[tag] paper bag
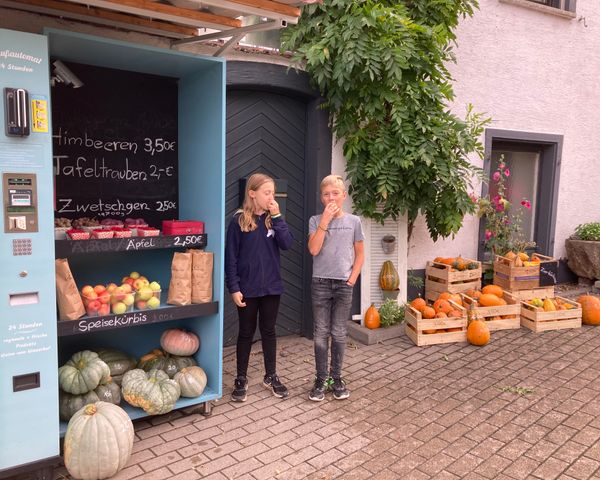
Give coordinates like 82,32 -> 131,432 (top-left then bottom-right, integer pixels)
167,252 -> 192,306
189,249 -> 213,303
55,258 -> 85,321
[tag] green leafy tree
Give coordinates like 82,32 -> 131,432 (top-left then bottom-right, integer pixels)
282,0 -> 488,241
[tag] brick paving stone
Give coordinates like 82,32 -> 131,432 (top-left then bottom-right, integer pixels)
416,451 -> 455,476
221,457 -> 263,479
524,438 -> 559,462
139,451 -> 183,473
168,453 -> 209,475
531,457 -> 570,479
150,436 -> 190,456
445,452 -> 483,477
478,454 -> 512,479
553,439 -> 589,462
361,451 -> 399,474
564,456 -> 600,480
169,470 -> 201,480
500,455 -> 541,480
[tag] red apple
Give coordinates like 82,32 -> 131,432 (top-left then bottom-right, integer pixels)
93,284 -> 106,295
135,300 -> 147,310
133,278 -> 150,291
99,303 -> 110,316
106,283 -> 118,293
123,277 -> 135,287
98,291 -> 111,304
120,283 -> 133,294
86,299 -> 102,315
111,286 -> 126,302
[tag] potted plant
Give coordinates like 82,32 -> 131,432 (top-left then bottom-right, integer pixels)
565,222 -> 600,281
378,299 -> 406,328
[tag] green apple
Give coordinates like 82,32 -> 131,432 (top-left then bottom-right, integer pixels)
112,301 -> 128,315
147,296 -> 160,309
137,286 -> 154,301
149,281 -> 161,292
129,271 -> 140,279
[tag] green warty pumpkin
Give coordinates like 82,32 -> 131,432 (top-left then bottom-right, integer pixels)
96,348 -> 137,377
121,368 -> 180,415
94,378 -> 121,405
137,349 -> 197,378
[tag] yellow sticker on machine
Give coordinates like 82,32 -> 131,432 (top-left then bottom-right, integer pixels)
31,98 -> 48,133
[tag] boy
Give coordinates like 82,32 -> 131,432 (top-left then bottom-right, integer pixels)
307,174 -> 364,401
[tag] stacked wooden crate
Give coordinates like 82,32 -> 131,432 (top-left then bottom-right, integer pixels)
405,300 -> 467,346
425,259 -> 482,302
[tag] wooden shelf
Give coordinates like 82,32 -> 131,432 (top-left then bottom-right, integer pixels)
57,302 -> 219,336
55,234 -> 207,256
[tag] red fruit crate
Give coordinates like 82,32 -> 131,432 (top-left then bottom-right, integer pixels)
404,300 -> 467,346
67,229 -> 90,240
137,227 -> 160,237
111,227 -> 133,238
91,228 -> 115,239
162,220 -> 204,235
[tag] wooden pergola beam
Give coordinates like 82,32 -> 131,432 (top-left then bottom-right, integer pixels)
0,0 -> 203,38
60,0 -> 242,29
193,0 -> 301,23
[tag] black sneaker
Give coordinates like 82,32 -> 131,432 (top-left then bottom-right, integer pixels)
332,378 -> 350,400
308,377 -> 327,402
231,376 -> 248,402
263,373 -> 289,398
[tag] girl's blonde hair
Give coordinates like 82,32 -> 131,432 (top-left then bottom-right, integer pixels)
320,174 -> 346,192
238,173 -> 275,232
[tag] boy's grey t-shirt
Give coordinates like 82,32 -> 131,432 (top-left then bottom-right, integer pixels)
309,213 -> 364,280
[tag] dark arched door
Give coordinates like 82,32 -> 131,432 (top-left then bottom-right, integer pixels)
224,89 -> 308,345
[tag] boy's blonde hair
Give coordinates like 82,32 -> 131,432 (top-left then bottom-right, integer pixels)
320,174 -> 345,192
237,173 -> 274,232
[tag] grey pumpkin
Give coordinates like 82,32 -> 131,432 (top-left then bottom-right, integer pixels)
58,350 -> 111,395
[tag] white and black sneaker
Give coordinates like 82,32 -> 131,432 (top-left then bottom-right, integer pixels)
308,377 -> 327,402
332,378 -> 350,400
231,376 -> 248,402
263,373 -> 289,398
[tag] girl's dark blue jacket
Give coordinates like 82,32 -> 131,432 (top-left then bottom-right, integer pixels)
225,212 -> 294,298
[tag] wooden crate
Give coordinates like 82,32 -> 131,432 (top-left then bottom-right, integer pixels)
493,254 -> 539,290
460,291 -> 521,331
507,286 -> 555,301
520,297 -> 582,333
425,260 -> 482,302
405,300 -> 467,346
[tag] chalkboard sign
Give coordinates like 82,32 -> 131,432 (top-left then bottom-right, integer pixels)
540,259 -> 559,286
52,62 -> 178,227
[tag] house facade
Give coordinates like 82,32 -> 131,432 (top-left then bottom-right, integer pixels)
1,0 -> 598,326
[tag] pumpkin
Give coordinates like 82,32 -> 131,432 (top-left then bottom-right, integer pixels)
410,297 -> 427,312
478,294 -> 503,307
122,368 -> 180,415
364,304 -> 380,329
433,299 -> 452,314
94,378 -> 121,405
577,295 -> 600,325
64,402 -> 134,480
174,366 -> 208,398
59,350 -> 111,395
421,306 -> 436,319
138,349 -> 197,378
96,348 -> 137,378
467,304 -> 490,346
160,328 -> 200,356
481,285 -> 503,298
59,390 -> 100,422
379,260 -> 399,290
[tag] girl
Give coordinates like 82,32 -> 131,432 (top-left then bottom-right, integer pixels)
225,173 -> 294,402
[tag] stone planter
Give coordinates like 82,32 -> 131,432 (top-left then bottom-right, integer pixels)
347,320 -> 405,345
565,239 -> 600,281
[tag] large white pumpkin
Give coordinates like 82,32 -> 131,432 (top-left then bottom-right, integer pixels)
64,402 -> 134,480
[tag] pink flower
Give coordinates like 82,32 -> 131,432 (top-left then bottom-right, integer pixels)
522,200 -> 531,209
485,230 -> 493,240
495,202 -> 505,212
493,171 -> 501,182
504,168 -> 510,177
499,162 -> 505,170
469,193 -> 478,203
493,195 -> 502,205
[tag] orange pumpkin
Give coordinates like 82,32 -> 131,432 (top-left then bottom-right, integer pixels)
481,284 -> 504,298
447,309 -> 462,318
364,304 -> 381,329
433,299 -> 452,314
478,293 -> 503,307
449,293 -> 463,306
437,292 -> 452,301
435,312 -> 448,318
421,306 -> 436,319
577,295 -> 600,325
410,297 -> 427,312
466,304 -> 490,346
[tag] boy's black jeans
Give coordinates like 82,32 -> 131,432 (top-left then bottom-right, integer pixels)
311,278 -> 353,380
236,295 -> 280,378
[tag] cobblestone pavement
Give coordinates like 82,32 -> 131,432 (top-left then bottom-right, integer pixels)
43,324 -> 600,479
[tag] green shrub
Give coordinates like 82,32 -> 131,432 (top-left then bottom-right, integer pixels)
378,300 -> 406,328
574,223 -> 600,241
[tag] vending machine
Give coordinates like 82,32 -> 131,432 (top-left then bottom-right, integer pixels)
0,28 -> 59,477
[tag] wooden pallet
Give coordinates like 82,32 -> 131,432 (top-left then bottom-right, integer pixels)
520,296 -> 582,332
425,260 -> 482,302
404,300 -> 467,346
460,291 -> 522,331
